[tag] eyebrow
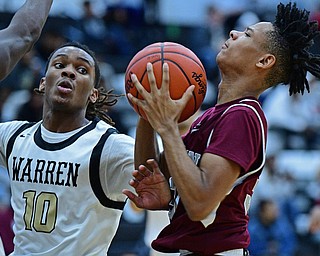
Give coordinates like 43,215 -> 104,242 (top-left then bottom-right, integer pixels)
246,27 -> 254,33
54,53 -> 94,66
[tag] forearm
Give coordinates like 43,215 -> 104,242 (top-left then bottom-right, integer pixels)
134,118 -> 160,169
0,0 -> 53,80
160,124 -> 239,221
160,127 -> 205,210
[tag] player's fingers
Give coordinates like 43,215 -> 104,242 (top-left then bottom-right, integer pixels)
128,178 -> 140,188
127,92 -> 147,111
180,84 -> 195,105
130,73 -> 146,94
122,189 -> 143,208
129,73 -> 151,103
132,171 -> 145,181
132,167 -> 151,181
122,189 -> 136,199
138,165 -> 152,177
146,159 -> 162,175
173,84 -> 196,118
160,63 -> 170,97
146,62 -> 158,93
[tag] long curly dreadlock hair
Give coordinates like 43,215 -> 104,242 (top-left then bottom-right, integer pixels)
265,2 -> 320,95
36,41 -> 121,125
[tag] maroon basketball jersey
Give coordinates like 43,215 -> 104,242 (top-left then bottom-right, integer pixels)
152,97 -> 268,255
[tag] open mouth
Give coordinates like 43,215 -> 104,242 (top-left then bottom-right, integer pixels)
57,80 -> 73,93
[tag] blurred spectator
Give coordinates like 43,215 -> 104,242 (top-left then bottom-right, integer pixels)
211,0 -> 250,15
262,78 -> 320,150
0,49 -> 43,91
103,6 -> 137,56
79,0 -> 109,52
1,90 -> 30,122
205,6 -> 226,52
0,87 -> 11,121
295,202 -> 320,256
249,199 -> 297,256
36,29 -> 67,65
306,167 -> 320,206
82,0 -> 108,40
16,87 -> 43,122
310,2 -> 320,25
235,11 -> 260,31
251,154 -> 298,225
200,5 -> 225,85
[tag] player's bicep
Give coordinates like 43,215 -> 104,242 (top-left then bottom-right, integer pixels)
200,153 -> 241,201
0,29 -> 32,80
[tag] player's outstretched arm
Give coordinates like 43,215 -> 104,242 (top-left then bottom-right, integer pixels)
0,0 -> 53,81
123,159 -> 172,210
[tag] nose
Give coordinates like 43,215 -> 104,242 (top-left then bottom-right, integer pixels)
61,68 -> 76,80
229,30 -> 239,40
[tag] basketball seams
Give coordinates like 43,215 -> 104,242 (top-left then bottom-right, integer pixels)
126,51 -> 205,72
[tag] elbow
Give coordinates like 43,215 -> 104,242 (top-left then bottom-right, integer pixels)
24,25 -> 43,48
15,22 -> 44,51
185,204 -> 216,222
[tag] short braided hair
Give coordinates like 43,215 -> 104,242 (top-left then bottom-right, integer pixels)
37,41 -> 121,125
266,2 -> 320,95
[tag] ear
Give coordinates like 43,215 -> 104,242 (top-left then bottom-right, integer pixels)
256,54 -> 276,69
89,88 -> 99,103
38,77 -> 46,93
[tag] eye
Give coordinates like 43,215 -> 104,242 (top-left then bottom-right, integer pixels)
77,67 -> 88,75
245,32 -> 251,37
54,62 -> 64,69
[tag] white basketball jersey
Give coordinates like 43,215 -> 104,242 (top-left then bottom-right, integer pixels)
0,119 -> 134,256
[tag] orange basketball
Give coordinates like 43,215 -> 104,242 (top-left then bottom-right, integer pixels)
124,42 -> 207,123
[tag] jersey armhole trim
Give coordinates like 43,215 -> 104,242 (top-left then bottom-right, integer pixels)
221,102 -> 266,189
89,127 -> 126,210
6,122 -> 36,168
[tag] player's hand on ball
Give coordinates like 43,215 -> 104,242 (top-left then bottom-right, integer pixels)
122,159 -> 172,210
125,42 -> 207,123
127,62 -> 195,134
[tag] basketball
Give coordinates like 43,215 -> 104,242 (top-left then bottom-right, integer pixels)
124,42 -> 207,123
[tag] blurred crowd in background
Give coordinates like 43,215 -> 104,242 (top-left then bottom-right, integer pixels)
0,0 -> 320,255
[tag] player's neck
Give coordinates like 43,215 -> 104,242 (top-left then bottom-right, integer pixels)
216,79 -> 261,105
42,111 -> 89,133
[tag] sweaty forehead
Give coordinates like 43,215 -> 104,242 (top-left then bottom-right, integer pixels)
51,46 -> 95,65
251,22 -> 274,33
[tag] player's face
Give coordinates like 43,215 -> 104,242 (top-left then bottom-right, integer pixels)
40,46 -> 97,113
216,22 -> 274,72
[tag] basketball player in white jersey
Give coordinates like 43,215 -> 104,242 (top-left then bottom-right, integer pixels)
0,41 -> 135,255
0,0 -> 52,254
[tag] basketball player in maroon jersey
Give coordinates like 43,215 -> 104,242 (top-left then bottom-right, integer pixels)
123,2 -> 320,256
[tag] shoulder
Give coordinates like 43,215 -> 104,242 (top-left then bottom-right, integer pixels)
223,98 -> 264,115
96,120 -> 134,150
0,120 -> 32,139
0,120 -> 30,130
221,98 -> 267,126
